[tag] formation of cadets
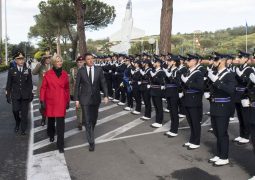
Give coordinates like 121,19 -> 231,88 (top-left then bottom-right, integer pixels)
94,50 -> 255,168
5,48 -> 255,177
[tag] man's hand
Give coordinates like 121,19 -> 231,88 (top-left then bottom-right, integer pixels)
75,101 -> 80,108
6,95 -> 11,104
103,97 -> 109,104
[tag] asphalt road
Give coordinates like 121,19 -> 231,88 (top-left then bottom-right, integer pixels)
1,66 -> 255,180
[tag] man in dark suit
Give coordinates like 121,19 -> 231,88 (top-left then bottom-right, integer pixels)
74,53 -> 108,151
6,51 -> 33,135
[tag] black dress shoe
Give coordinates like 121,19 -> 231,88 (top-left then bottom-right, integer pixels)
89,143 -> 95,152
50,137 -> 55,142
59,148 -> 64,153
21,131 -> 26,136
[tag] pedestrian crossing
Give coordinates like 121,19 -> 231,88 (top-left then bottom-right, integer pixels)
30,93 -> 228,156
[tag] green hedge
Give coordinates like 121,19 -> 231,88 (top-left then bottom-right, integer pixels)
0,64 -> 9,72
62,61 -> 76,73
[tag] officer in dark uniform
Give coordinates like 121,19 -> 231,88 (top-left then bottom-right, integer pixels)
150,58 -> 166,128
178,55 -> 188,118
207,54 -> 236,166
233,51 -> 254,144
163,55 -> 181,137
123,56 -> 134,110
130,60 -> 143,114
113,55 -> 127,104
5,51 -> 33,135
181,54 -> 204,150
139,60 -> 153,120
102,55 -> 114,99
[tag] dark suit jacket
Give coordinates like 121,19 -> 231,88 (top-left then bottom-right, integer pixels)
74,66 -> 108,105
6,66 -> 33,100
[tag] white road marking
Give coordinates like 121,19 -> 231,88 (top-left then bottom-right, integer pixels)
26,101 -> 34,180
33,110 -> 130,150
65,117 -> 240,152
28,151 -> 71,180
96,118 -> 144,141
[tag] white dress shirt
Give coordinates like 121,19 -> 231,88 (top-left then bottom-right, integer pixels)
86,65 -> 94,83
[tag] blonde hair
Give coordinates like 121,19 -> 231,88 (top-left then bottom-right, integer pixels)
51,53 -> 63,66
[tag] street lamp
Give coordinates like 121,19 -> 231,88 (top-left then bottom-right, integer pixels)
69,48 -> 73,60
63,50 -> 67,60
148,38 -> 155,54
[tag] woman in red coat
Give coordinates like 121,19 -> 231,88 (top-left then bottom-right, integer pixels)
40,54 -> 70,153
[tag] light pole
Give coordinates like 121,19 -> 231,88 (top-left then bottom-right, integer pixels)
69,48 -> 73,61
148,38 -> 155,54
63,50 -> 67,60
4,0 -> 7,65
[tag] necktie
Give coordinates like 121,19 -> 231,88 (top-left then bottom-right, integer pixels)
89,67 -> 92,83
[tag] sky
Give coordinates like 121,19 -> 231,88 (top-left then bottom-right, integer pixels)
1,0 -> 255,45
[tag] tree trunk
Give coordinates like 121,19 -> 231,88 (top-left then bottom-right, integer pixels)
159,0 -> 173,54
56,34 -> 61,55
72,0 -> 87,55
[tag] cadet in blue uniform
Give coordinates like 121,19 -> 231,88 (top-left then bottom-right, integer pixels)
5,51 -> 33,135
150,58 -> 166,128
181,54 -> 204,150
164,55 -> 181,137
207,54 -> 236,166
140,60 -> 152,120
233,51 -> 254,144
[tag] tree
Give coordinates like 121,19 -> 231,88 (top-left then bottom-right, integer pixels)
72,0 -> 87,55
29,0 -> 115,58
159,0 -> 173,54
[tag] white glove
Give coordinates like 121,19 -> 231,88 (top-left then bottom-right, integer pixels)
140,69 -> 145,76
131,70 -> 135,75
129,81 -> 132,84
138,81 -> 141,85
208,71 -> 218,82
179,92 -> 184,98
150,71 -> 156,77
204,77 -> 207,81
109,70 -> 112,73
181,75 -> 188,83
236,68 -> 243,77
120,82 -> 124,87
147,85 -> 151,89
241,99 -> 250,107
161,86 -> 165,90
115,72 -> 118,75
204,92 -> 210,99
249,73 -> 255,84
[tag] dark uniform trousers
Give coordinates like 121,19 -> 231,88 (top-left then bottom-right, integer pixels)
141,89 -> 151,118
185,106 -> 202,145
249,106 -> 255,154
132,86 -> 141,112
82,105 -> 100,144
105,74 -> 113,98
178,97 -> 186,115
211,115 -> 230,159
167,96 -> 179,133
12,99 -> 30,132
47,117 -> 65,149
152,95 -> 163,124
235,103 -> 250,139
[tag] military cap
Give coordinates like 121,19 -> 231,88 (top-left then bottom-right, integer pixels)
186,54 -> 199,61
76,56 -> 84,62
237,50 -> 250,58
14,51 -> 25,59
